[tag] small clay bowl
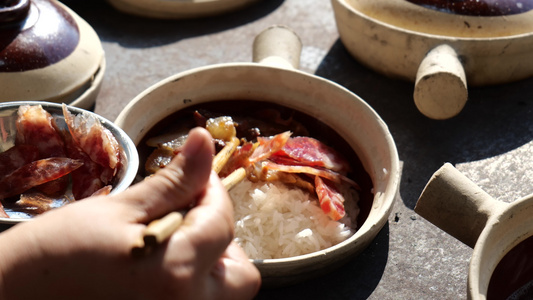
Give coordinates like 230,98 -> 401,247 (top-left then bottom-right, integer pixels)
0,0 -> 105,109
0,101 -> 139,224
115,25 -> 400,287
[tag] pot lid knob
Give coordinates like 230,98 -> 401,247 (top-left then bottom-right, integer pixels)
0,0 -> 30,23
0,0 -> 80,73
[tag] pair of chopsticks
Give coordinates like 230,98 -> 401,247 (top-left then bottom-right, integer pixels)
131,137 -> 246,258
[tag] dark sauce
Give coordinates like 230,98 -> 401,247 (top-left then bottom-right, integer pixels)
487,235 -> 533,299
138,100 -> 374,229
406,0 -> 533,16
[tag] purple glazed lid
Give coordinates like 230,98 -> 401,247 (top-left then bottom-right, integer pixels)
0,0 -> 105,109
0,0 -> 79,72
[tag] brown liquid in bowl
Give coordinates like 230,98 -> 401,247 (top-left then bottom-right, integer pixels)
406,0 -> 533,16
487,235 -> 533,299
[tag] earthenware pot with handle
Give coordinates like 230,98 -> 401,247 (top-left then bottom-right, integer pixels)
332,0 -> 533,119
115,25 -> 400,287
416,163 -> 533,299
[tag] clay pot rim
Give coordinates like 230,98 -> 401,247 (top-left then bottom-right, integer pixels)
469,193 -> 533,298
115,60 -> 400,286
334,0 -> 533,42
105,0 -> 263,19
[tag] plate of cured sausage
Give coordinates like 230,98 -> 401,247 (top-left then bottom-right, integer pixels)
0,101 -> 138,224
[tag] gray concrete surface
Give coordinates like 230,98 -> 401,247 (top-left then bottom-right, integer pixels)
50,0 -> 533,298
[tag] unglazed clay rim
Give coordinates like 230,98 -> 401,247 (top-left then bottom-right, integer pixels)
339,0 -> 533,38
468,194 -> 533,299
68,55 -> 106,110
0,1 -> 105,108
106,0 -> 262,19
0,101 -> 139,225
332,0 -> 533,85
115,62 -> 400,285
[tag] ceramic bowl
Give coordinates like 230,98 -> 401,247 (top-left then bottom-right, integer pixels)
331,0 -> 533,119
0,0 -> 105,109
416,163 -> 533,299
115,26 -> 400,287
0,101 -> 139,224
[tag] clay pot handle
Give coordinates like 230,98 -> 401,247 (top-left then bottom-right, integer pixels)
413,45 -> 468,120
252,25 -> 302,70
415,163 -> 507,248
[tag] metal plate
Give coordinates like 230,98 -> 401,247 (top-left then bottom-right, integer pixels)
0,101 -> 138,224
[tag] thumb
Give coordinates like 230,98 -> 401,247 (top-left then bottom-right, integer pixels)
120,127 -> 215,222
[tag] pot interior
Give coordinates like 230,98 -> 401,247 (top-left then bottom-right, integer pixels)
116,63 -> 399,285
472,194 -> 533,299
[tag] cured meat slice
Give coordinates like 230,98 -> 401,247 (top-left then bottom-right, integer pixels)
315,176 -> 346,221
272,136 -> 350,172
91,186 -> 112,196
219,141 -> 256,177
0,158 -> 83,200
145,148 -> 175,175
11,192 -> 72,215
15,105 -> 70,196
63,132 -> 110,200
0,202 -> 8,218
15,105 -> 66,158
247,163 -> 315,193
62,104 -> 120,170
248,131 -> 291,163
0,144 -> 39,178
260,161 -> 357,185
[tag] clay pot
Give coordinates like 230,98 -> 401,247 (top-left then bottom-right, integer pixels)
331,0 -> 533,120
416,163 -> 533,299
0,0 -> 105,109
115,25 -> 400,287
106,0 -> 262,19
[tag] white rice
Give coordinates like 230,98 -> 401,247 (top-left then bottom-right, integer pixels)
229,179 -> 360,259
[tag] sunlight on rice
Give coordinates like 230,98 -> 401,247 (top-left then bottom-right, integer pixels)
230,179 -> 360,259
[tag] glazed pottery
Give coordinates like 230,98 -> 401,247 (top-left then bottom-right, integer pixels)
0,0 -> 105,109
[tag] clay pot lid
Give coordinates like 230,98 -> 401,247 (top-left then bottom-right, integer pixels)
0,0 -> 105,109
106,0 -> 262,19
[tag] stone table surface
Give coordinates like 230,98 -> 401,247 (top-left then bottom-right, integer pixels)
59,0 -> 533,298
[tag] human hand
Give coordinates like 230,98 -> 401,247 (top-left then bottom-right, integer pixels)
0,127 -> 261,300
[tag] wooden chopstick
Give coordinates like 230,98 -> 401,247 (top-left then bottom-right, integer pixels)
131,135 -> 246,258
131,212 -> 184,258
221,167 -> 246,190
212,136 -> 239,174
131,169 -> 246,258
143,211 -> 184,247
